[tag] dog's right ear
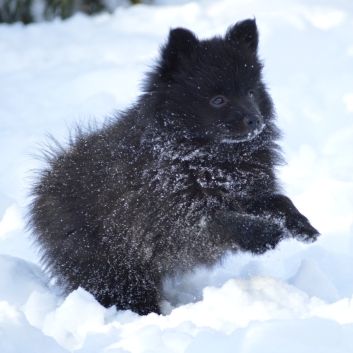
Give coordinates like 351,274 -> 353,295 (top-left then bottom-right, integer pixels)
226,19 -> 259,54
160,28 -> 199,72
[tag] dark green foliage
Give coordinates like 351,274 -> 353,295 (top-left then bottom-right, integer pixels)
0,0 -> 33,24
76,0 -> 104,15
44,0 -> 105,20
0,0 -> 148,24
44,0 -> 74,20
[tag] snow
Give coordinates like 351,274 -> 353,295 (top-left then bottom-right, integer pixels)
0,0 -> 353,351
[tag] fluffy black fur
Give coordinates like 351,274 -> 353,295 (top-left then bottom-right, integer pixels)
27,19 -> 320,315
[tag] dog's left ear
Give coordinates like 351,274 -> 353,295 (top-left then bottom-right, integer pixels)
226,19 -> 259,54
160,27 -> 199,71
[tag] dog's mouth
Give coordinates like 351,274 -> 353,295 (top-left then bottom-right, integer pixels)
221,124 -> 264,144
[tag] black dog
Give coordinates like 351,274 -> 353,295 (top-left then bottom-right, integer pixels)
27,19 -> 319,315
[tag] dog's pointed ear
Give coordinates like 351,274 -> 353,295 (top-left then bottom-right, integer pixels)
160,27 -> 199,70
226,19 -> 259,54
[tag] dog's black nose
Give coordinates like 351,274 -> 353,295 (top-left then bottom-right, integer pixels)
244,115 -> 261,129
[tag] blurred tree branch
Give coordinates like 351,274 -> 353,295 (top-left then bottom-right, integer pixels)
0,0 -> 150,23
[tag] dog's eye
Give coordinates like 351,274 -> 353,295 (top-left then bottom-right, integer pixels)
247,91 -> 255,100
211,96 -> 226,107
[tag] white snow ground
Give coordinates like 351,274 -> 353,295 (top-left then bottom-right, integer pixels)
1,0 -> 353,352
